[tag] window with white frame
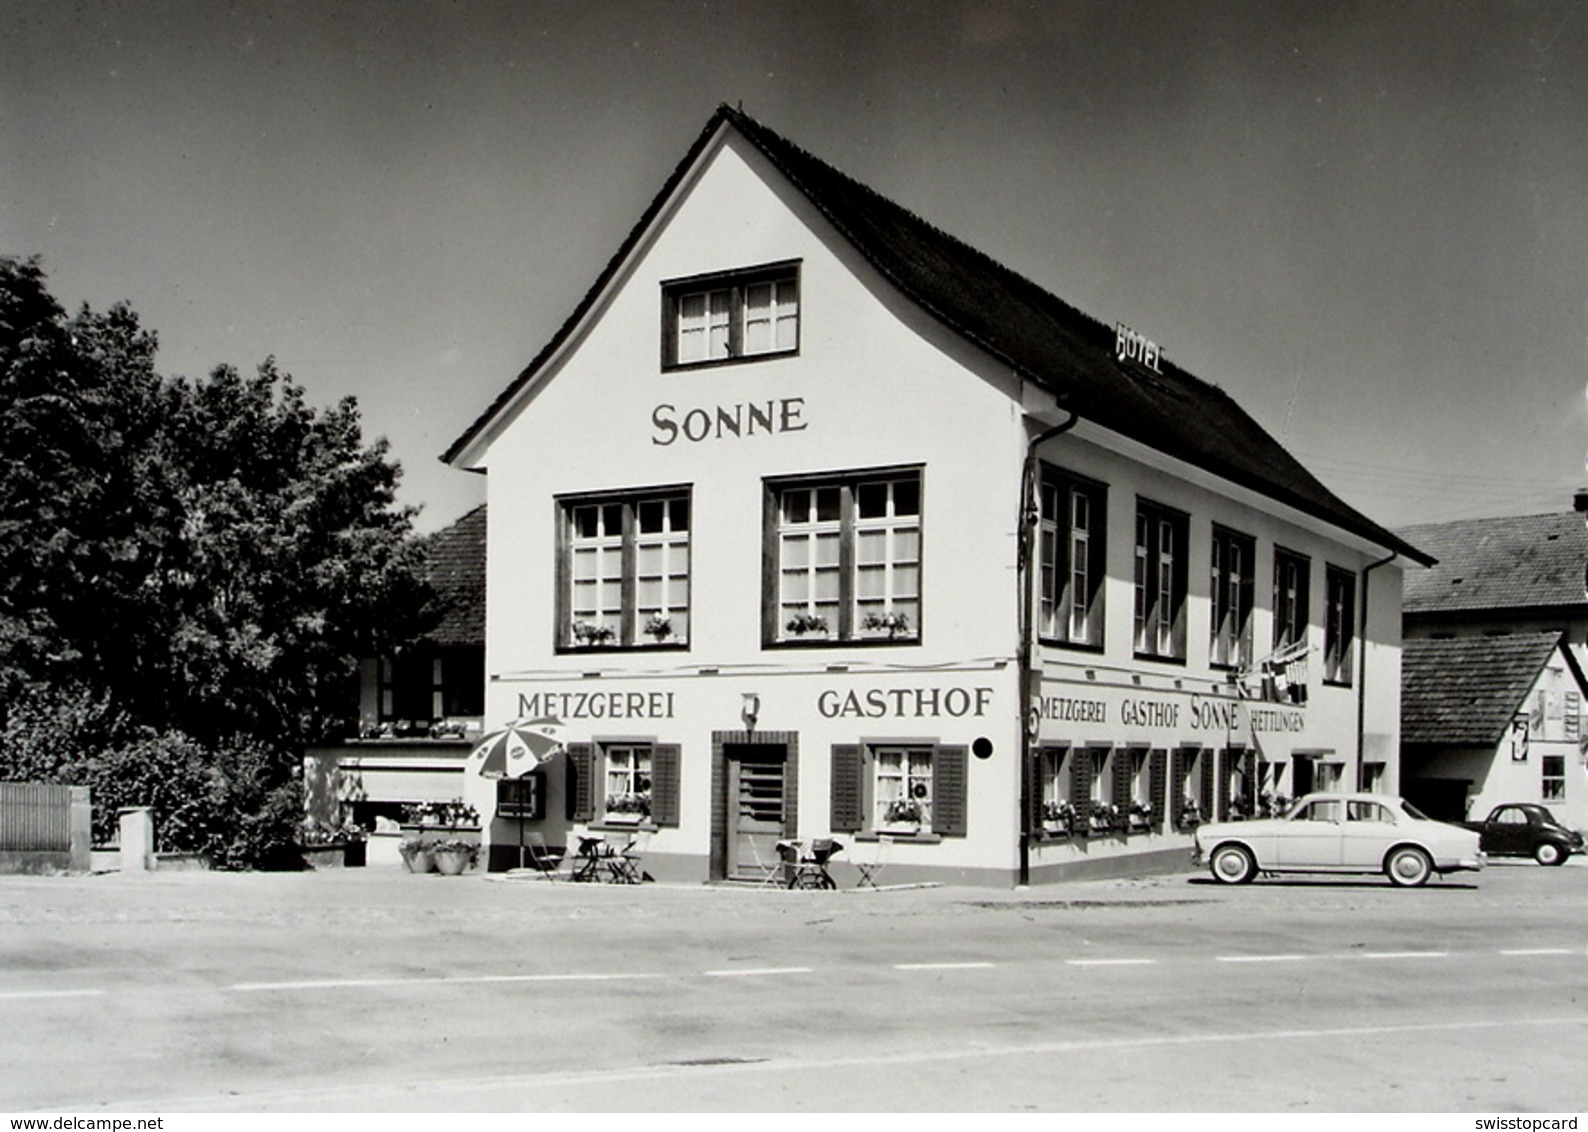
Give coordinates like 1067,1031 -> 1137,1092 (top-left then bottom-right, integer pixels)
603,743 -> 654,822
1039,468 -> 1106,648
1272,547 -> 1310,652
1134,500 -> 1187,660
1324,566 -> 1356,684
1541,754 -> 1565,801
663,262 -> 799,367
1039,747 -> 1075,831
770,469 -> 921,643
562,491 -> 690,648
1210,526 -> 1255,669
875,744 -> 932,827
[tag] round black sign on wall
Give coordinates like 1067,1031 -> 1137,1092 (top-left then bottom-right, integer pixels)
972,736 -> 994,760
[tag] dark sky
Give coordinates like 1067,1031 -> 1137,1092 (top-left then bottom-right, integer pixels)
4,0 -> 1586,533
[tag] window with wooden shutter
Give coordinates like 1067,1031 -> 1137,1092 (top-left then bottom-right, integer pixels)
1070,745 -> 1094,825
1112,747 -> 1135,814
650,744 -> 681,827
931,745 -> 968,838
830,744 -> 864,832
1199,750 -> 1216,817
1148,749 -> 1167,829
568,742 -> 595,822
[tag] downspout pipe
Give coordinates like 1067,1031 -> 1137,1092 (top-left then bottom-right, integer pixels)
1017,410 -> 1079,887
1356,550 -> 1398,788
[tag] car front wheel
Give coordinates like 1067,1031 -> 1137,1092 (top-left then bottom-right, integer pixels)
1534,841 -> 1567,867
1385,846 -> 1433,887
1209,843 -> 1257,885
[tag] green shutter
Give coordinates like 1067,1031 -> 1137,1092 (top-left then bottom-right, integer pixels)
830,745 -> 864,832
650,744 -> 681,828
1148,749 -> 1167,831
932,745 -> 969,837
569,742 -> 595,822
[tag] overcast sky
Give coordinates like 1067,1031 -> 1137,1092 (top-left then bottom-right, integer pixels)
4,1 -> 1586,535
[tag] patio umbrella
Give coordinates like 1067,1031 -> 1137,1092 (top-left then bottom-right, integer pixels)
468,716 -> 565,779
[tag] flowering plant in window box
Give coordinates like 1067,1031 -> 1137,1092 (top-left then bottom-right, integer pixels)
572,621 -> 616,646
1258,792 -> 1291,818
1228,797 -> 1253,821
861,611 -> 912,639
1088,803 -> 1119,833
884,799 -> 924,828
1128,801 -> 1155,832
1041,799 -> 1077,835
784,613 -> 829,637
605,793 -> 652,822
1179,795 -> 1202,829
643,616 -> 674,642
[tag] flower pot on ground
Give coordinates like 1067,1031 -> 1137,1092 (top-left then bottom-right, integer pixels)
399,839 -> 435,874
430,839 -> 479,876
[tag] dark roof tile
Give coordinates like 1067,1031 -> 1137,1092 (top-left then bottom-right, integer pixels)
1398,512 -> 1587,614
1401,632 -> 1561,745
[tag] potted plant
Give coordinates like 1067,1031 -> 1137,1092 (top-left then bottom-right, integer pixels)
1041,799 -> 1077,837
1179,794 -> 1202,830
297,818 -> 366,870
399,836 -> 435,873
883,798 -> 924,833
861,611 -> 911,639
1128,800 -> 1155,833
430,839 -> 479,876
605,793 -> 652,824
643,615 -> 674,642
1088,802 -> 1119,835
571,620 -> 616,647
784,613 -> 829,638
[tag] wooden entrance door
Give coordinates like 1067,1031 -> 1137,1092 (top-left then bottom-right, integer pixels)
726,744 -> 786,881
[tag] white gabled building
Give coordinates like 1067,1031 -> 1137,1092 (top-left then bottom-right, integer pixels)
442,106 -> 1430,885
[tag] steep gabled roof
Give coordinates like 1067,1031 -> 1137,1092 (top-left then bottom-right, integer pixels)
445,105 -> 1429,565
420,504 -> 485,648
1397,511 -> 1587,615
1401,631 -> 1563,746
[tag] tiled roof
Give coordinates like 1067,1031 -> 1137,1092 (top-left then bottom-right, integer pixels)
421,504 -> 485,647
1397,512 -> 1588,615
1401,632 -> 1561,745
444,105 -> 1428,565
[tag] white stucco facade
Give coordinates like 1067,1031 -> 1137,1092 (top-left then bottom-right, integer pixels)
448,119 -> 1412,885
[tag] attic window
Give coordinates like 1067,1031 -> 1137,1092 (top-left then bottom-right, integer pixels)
663,262 -> 800,368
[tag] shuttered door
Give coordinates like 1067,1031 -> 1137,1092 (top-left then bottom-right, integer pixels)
932,745 -> 968,837
830,745 -> 863,833
650,744 -> 681,828
568,743 -> 596,822
1148,750 -> 1167,831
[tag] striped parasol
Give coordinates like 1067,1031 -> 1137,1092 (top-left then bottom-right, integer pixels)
467,716 -> 566,779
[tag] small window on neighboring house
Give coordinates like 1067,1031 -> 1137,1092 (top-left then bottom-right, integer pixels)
769,469 -> 921,644
1324,566 -> 1356,684
1038,468 -> 1107,648
828,742 -> 968,837
1541,755 -> 1565,801
663,263 -> 800,368
561,490 -> 690,649
1134,500 -> 1188,661
1210,526 -> 1255,670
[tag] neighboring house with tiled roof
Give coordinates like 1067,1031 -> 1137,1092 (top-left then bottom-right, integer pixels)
304,507 -> 488,852
1400,632 -> 1587,829
1398,509 -> 1588,644
440,105 -> 1424,883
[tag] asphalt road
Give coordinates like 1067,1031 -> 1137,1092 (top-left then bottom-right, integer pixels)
2,859 -> 1585,1113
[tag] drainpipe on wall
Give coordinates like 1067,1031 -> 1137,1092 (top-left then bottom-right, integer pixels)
1356,550 -> 1398,788
1017,410 -> 1079,887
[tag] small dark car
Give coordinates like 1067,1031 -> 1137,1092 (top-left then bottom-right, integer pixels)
1459,803 -> 1585,866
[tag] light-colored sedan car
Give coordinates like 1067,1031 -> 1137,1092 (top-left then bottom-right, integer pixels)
1193,793 -> 1485,887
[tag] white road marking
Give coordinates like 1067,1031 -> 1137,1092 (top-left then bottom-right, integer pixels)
1353,951 -> 1449,960
894,961 -> 996,970
1065,958 -> 1155,967
1216,954 -> 1308,963
231,972 -> 659,992
702,966 -> 812,977
0,988 -> 106,1001
1498,948 -> 1574,956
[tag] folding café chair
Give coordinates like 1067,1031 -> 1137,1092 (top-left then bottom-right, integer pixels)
513,831 -> 564,881
609,829 -> 650,884
745,834 -> 785,887
854,834 -> 894,889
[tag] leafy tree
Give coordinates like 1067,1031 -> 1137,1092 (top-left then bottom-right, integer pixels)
0,256 -> 434,865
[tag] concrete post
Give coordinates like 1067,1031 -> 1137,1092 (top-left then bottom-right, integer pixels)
69,786 -> 92,873
118,807 -> 154,872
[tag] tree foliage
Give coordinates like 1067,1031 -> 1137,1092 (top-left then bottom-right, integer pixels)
0,256 -> 433,864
